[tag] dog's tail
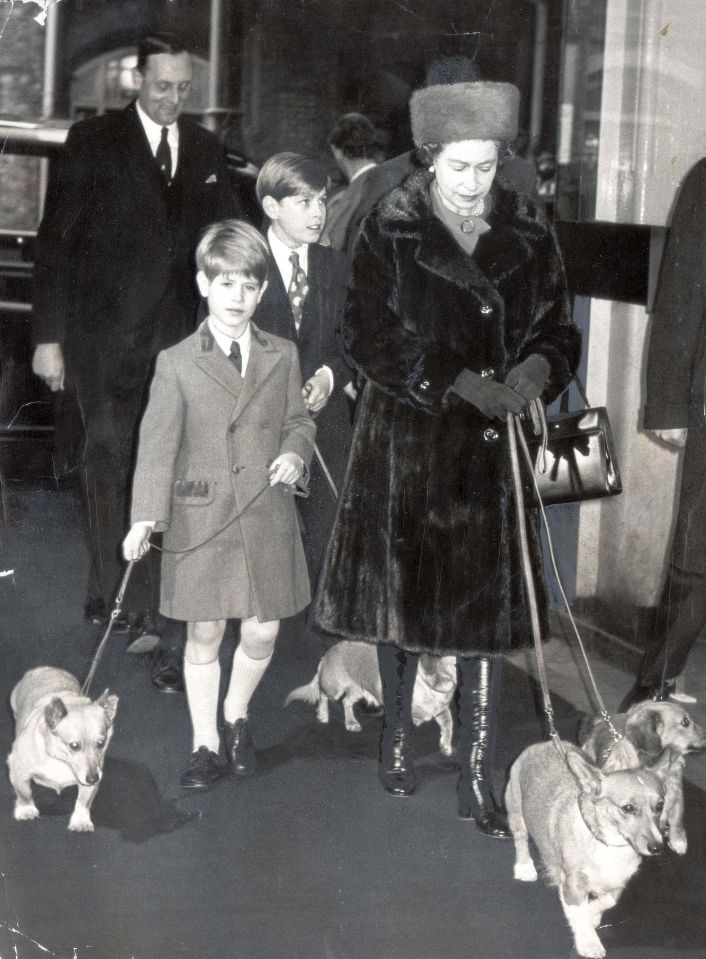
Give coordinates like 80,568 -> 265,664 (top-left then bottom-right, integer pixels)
285,662 -> 322,707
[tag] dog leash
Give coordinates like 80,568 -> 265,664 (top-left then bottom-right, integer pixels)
82,561 -> 135,695
507,411 -> 623,762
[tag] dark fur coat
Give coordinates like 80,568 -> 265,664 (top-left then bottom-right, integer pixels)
314,170 -> 581,657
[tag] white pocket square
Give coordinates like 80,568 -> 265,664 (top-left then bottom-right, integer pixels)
205,174 -> 217,184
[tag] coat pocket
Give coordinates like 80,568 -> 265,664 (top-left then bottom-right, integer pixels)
172,479 -> 217,506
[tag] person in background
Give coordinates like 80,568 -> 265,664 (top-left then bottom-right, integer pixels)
123,220 -> 315,790
315,56 -> 580,837
325,113 -> 383,255
31,33 -> 237,693
254,153 -> 352,622
620,156 -> 706,709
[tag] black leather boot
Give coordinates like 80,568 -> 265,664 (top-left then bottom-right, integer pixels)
457,655 -> 511,839
377,645 -> 419,797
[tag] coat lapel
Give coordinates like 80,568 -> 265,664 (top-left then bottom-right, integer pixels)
230,324 -> 283,420
193,323 -> 244,399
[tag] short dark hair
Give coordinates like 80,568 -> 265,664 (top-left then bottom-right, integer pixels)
329,113 -> 381,160
196,219 -> 269,284
136,33 -> 188,73
255,152 -> 328,204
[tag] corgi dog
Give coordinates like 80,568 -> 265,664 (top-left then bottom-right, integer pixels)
505,740 -> 675,959
7,667 -> 118,832
285,641 -> 457,755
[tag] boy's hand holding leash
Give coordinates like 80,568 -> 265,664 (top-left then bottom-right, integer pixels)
268,453 -> 304,488
302,372 -> 331,413
122,522 -> 154,561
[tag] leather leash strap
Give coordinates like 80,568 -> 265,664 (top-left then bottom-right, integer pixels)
506,412 -> 622,760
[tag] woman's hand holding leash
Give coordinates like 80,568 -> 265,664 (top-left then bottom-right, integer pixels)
122,522 -> 153,561
504,354 -> 551,402
451,368 -> 525,421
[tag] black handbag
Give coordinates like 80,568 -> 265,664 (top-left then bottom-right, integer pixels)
524,381 -> 623,506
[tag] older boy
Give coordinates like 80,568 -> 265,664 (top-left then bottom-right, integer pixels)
255,153 -> 352,603
123,220 -> 315,790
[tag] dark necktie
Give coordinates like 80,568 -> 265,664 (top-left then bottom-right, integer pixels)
229,340 -> 242,374
156,126 -> 172,183
287,251 -> 309,332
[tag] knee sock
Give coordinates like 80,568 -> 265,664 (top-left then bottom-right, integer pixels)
184,657 -> 221,753
223,645 -> 273,723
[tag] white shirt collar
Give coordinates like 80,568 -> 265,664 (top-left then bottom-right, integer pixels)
207,317 -> 252,376
349,161 -> 377,183
135,100 -> 180,173
268,226 -> 309,285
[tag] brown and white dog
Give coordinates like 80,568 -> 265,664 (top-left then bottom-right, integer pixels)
506,740 -> 676,959
580,700 -> 706,855
7,667 -> 118,832
285,640 -> 457,754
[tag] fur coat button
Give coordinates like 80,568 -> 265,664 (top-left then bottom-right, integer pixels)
483,427 -> 499,442
480,304 -> 493,314
481,367 -> 495,378
419,380 -> 430,390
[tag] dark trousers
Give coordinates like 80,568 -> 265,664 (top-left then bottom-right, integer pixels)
79,388 -> 158,617
639,563 -> 706,687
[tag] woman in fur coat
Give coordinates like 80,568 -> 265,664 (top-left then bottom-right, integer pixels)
315,59 -> 581,837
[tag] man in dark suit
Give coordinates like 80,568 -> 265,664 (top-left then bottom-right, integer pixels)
253,153 -> 352,602
621,156 -> 706,708
31,34 -> 237,690
325,113 -> 382,255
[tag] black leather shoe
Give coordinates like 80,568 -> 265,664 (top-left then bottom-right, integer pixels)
150,647 -> 184,693
223,719 -> 257,777
378,725 -> 416,797
180,747 -> 224,790
84,598 -> 132,634
126,612 -> 164,654
458,800 -> 511,839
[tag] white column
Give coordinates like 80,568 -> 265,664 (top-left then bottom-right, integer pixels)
576,0 -> 706,608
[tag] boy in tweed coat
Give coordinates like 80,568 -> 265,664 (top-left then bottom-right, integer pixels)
123,220 -> 315,790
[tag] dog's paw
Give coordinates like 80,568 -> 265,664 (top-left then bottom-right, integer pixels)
574,932 -> 605,958
14,802 -> 40,822
68,810 -> 94,832
669,833 -> 687,855
344,719 -> 362,733
513,861 -> 538,882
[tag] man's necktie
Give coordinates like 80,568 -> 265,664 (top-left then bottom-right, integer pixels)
156,126 -> 172,183
229,340 -> 242,374
287,251 -> 309,332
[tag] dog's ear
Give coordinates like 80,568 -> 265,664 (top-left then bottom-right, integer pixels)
96,689 -> 119,722
565,748 -> 604,797
649,745 -> 683,781
628,708 -> 663,756
44,697 -> 68,730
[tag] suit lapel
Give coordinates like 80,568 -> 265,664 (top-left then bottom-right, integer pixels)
119,103 -> 169,212
193,323 -> 244,399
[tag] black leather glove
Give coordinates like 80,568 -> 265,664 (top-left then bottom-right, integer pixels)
504,354 -> 551,402
449,368 -> 526,421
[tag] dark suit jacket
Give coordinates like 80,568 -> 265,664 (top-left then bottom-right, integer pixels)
32,102 -> 237,403
256,243 -> 352,485
644,157 -> 706,572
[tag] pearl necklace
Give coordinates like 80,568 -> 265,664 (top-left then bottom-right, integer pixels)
433,181 -> 486,233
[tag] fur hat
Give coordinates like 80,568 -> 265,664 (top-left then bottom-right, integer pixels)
410,56 -> 519,147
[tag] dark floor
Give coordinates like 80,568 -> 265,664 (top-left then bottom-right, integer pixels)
0,482 -> 705,959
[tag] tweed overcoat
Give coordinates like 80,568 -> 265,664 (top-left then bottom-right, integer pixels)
130,322 -> 315,623
315,170 -> 581,657
644,156 -> 706,574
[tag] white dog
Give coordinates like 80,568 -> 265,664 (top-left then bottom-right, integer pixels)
286,641 -> 457,755
7,667 -> 118,832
